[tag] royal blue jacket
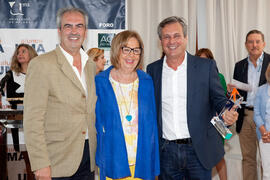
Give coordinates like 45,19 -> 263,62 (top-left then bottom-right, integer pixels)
95,66 -> 160,180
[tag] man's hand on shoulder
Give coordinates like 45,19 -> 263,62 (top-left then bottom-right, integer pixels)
34,166 -> 51,180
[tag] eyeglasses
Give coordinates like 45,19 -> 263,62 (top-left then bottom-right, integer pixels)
121,47 -> 142,55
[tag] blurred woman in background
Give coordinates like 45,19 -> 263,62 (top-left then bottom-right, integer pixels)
195,48 -> 227,95
87,48 -> 106,74
0,43 -> 37,180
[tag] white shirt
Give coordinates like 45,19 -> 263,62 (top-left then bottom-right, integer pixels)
59,45 -> 89,97
247,52 -> 264,107
162,52 -> 190,140
109,75 -> 139,165
59,45 -> 89,139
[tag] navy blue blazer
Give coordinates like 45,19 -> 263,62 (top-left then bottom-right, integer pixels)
146,52 -> 227,169
233,52 -> 270,133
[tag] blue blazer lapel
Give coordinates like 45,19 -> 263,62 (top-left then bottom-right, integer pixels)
155,61 -> 163,110
187,53 -> 197,121
150,59 -> 163,137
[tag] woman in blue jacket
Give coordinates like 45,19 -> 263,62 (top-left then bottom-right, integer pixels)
95,30 -> 160,180
254,64 -> 270,180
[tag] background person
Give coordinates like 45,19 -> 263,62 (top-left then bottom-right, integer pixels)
195,48 -> 227,95
0,43 -> 37,180
254,64 -> 270,180
147,16 -> 238,180
87,48 -> 106,74
0,44 -> 38,107
227,29 -> 270,180
95,30 -> 160,180
195,48 -> 228,180
23,7 -> 97,180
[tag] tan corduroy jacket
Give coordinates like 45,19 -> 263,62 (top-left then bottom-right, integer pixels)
23,46 -> 97,177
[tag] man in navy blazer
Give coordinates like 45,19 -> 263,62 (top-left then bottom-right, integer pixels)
147,16 -> 239,180
227,30 -> 270,180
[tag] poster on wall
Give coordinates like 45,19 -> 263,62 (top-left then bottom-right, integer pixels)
0,0 -> 126,106
0,0 -> 126,179
0,0 -> 126,79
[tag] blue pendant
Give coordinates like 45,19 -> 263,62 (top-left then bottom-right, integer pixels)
126,115 -> 132,121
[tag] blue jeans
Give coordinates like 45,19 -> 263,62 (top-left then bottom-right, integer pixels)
159,139 -> 211,180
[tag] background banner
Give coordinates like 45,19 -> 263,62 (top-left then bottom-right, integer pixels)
0,1 -> 126,179
0,0 -> 126,104
0,0 -> 125,29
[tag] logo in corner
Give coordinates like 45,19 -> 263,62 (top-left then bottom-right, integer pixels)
9,1 -> 24,16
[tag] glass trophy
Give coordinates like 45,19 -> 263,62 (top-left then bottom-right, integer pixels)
211,88 -> 243,140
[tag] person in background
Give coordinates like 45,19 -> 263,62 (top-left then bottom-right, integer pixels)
227,30 -> 270,180
195,48 -> 227,180
23,7 -> 97,180
254,64 -> 270,180
0,44 -> 38,107
87,48 -> 106,74
95,30 -> 160,180
195,48 -> 227,95
0,43 -> 37,180
147,16 -> 238,180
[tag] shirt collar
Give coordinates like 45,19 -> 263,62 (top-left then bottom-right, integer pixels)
59,45 -> 89,69
163,51 -> 187,71
248,52 -> 264,66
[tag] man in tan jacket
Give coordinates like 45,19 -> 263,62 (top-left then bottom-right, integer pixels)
23,7 -> 96,180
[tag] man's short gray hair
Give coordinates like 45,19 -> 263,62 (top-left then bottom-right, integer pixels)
56,7 -> 88,29
157,16 -> 187,40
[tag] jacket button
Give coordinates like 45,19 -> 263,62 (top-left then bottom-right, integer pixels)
82,131 -> 86,134
82,94 -> 86,98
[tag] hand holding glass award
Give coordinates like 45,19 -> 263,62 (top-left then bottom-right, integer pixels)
211,88 -> 243,140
